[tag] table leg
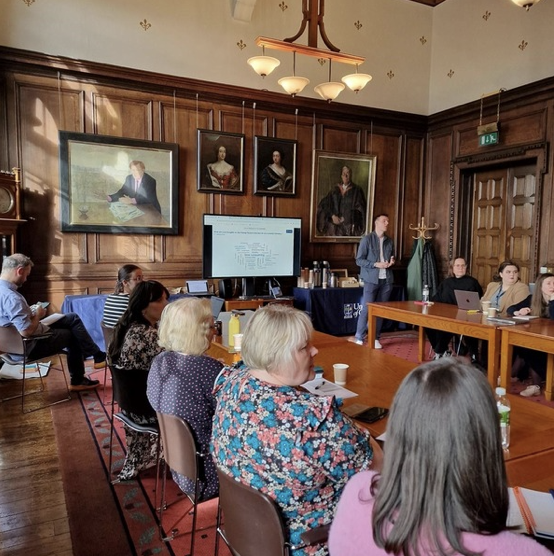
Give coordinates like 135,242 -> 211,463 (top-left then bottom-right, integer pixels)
499,330 -> 512,391
418,326 -> 425,362
546,353 -> 554,401
488,329 -> 501,389
367,304 -> 375,351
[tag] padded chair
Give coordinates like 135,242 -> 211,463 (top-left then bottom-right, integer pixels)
215,467 -> 329,556
0,325 -> 71,413
156,412 -> 216,555
100,321 -> 114,405
108,365 -> 159,480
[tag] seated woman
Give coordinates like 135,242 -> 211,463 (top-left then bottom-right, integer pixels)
147,297 -> 223,500
329,359 -> 551,556
507,272 -> 554,397
481,260 -> 529,316
108,280 -> 169,481
102,264 -> 143,327
211,304 -> 375,554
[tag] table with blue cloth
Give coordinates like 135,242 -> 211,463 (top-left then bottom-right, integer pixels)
293,285 -> 406,336
61,293 -> 188,351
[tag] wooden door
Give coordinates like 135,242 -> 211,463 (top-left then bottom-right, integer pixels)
471,164 -> 537,286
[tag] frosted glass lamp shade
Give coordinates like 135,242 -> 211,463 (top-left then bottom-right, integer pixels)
247,56 -> 280,77
314,81 -> 345,102
511,0 -> 540,8
278,76 -> 310,96
341,72 -> 372,93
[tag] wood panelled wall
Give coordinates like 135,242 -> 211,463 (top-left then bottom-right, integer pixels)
0,47 -> 425,310
2,47 -> 554,310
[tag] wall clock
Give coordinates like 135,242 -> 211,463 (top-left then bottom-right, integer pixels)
0,168 -> 20,220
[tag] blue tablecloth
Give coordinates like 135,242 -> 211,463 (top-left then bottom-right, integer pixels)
293,285 -> 405,336
61,293 -> 189,351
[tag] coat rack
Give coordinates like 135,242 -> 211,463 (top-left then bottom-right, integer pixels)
409,217 -> 439,240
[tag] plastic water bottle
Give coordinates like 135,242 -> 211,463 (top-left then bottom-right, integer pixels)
422,284 -> 430,304
228,312 -> 240,347
495,387 -> 511,450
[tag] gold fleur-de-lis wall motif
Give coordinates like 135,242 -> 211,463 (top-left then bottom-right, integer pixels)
237,40 -> 247,50
140,19 -> 151,31
483,11 -> 491,21
279,2 -> 288,11
518,40 -> 528,51
419,36 -> 427,45
21,0 -> 35,6
387,70 -> 395,80
354,20 -> 362,30
447,69 -> 455,78
318,58 -> 326,66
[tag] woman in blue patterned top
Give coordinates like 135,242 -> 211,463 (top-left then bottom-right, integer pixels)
211,304 -> 375,556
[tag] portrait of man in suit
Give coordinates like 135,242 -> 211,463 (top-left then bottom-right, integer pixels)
107,160 -> 161,213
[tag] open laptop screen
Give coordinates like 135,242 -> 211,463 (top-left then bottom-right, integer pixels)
186,280 -> 210,295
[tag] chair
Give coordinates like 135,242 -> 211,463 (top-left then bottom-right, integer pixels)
100,321 -> 114,405
215,467 -> 329,556
108,366 -> 159,480
0,325 -> 71,413
156,412 -> 215,555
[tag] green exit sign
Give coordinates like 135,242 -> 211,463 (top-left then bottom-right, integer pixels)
478,131 -> 499,147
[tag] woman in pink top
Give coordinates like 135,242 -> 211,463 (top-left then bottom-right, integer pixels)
329,359 -> 551,556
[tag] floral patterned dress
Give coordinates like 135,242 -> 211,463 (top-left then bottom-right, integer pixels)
211,365 -> 374,556
114,322 -> 164,480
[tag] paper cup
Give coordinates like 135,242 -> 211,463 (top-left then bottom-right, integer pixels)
233,333 -> 243,350
488,307 -> 497,318
481,300 -> 491,315
333,363 -> 349,385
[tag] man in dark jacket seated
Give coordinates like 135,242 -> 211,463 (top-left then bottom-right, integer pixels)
427,257 -> 483,359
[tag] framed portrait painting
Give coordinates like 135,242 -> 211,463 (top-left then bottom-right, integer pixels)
59,131 -> 179,234
254,136 -> 297,196
310,150 -> 376,243
197,129 -> 245,194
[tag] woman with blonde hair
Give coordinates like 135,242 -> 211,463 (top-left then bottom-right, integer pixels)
147,297 -> 223,500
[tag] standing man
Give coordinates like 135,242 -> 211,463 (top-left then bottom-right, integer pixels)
316,165 -> 367,237
107,160 -> 161,213
354,214 -> 395,348
0,254 -> 105,390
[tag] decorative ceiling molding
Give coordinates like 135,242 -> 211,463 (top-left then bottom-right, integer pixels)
233,0 -> 258,22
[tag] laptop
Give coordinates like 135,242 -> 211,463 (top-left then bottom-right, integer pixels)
186,279 -> 213,297
454,290 -> 481,311
210,296 -> 225,319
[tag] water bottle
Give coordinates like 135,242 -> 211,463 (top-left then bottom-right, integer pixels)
422,284 -> 430,303
495,387 -> 511,450
228,311 -> 240,347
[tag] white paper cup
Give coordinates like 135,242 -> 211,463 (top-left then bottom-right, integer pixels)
488,307 -> 497,318
481,300 -> 491,315
233,333 -> 243,350
333,363 -> 349,385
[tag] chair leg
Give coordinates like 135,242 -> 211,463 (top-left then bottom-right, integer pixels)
189,479 -> 201,556
214,501 -> 221,556
108,396 -> 116,474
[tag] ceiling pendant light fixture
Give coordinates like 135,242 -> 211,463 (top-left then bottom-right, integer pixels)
510,0 -> 541,9
278,52 -> 310,96
247,46 -> 280,78
342,64 -> 372,93
314,60 -> 345,103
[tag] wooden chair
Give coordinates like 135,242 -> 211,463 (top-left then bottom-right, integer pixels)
156,412 -> 216,555
215,467 -> 329,556
0,325 -> 71,413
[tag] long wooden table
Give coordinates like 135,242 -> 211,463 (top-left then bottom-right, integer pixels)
367,301 -> 501,388
499,319 -> 554,401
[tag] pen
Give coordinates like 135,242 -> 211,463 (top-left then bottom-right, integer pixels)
467,310 -> 479,314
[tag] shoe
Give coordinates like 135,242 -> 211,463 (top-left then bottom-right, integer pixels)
433,351 -> 451,360
354,339 -> 363,345
433,352 -> 442,360
374,340 -> 382,349
70,376 -> 100,391
520,384 -> 540,397
93,351 -> 106,369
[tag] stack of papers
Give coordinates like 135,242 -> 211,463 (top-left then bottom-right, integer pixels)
302,378 -> 358,399
508,487 -> 554,539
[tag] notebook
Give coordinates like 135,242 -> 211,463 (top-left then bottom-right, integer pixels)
509,486 -> 554,539
454,290 -> 481,311
186,279 -> 213,296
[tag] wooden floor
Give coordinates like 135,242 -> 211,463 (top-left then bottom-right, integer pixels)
0,377 -> 73,556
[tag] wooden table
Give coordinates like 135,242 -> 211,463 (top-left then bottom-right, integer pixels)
224,297 -> 293,312
499,319 -> 554,401
367,301 -> 501,388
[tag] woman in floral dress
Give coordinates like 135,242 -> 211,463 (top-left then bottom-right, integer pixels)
108,280 -> 169,481
211,304 -> 375,556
